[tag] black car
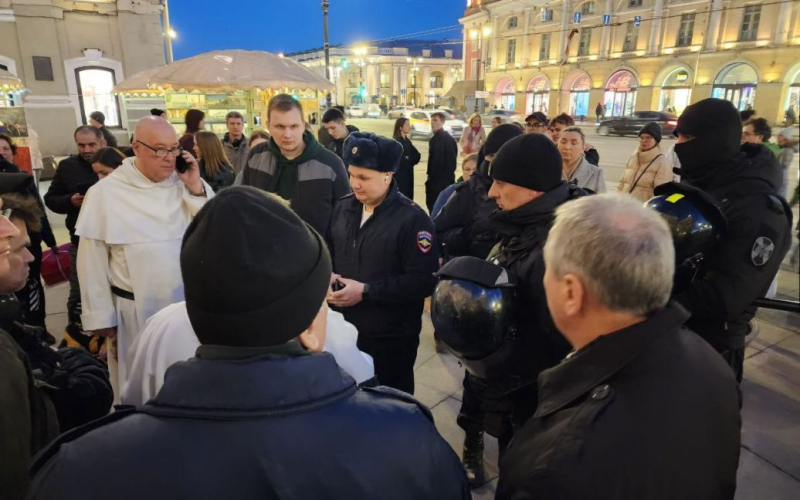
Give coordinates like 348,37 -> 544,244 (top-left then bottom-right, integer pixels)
597,111 -> 678,137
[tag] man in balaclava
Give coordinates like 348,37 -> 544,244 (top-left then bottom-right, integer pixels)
662,98 -> 793,382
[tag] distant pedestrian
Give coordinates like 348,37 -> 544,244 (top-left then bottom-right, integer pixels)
150,109 -> 166,118
179,109 -> 205,157
524,112 -> 548,134
425,112 -> 458,212
248,130 -> 270,149
558,126 -> 606,193
392,117 -> 421,200
776,125 -> 797,199
460,113 -> 486,156
222,111 -> 249,176
617,122 -> 672,202
194,131 -> 235,192
89,111 -> 118,149
321,108 -> 357,161
595,102 -> 604,123
491,116 -> 502,128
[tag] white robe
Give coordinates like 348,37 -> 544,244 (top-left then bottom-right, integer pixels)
121,302 -> 375,406
76,158 -> 213,401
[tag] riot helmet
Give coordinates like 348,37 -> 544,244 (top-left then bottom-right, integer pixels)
431,256 -> 519,379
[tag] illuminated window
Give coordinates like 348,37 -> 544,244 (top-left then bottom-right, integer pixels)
75,67 -> 120,127
582,2 -> 595,15
507,39 -> 517,64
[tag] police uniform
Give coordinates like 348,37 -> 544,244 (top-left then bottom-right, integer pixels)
671,99 -> 794,382
328,133 -> 439,394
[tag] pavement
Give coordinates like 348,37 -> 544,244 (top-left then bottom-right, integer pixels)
39,122 -> 799,499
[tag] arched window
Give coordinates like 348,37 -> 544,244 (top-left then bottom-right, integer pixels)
430,71 -> 444,88
508,16 -> 518,29
581,2 -> 595,15
75,67 -> 120,127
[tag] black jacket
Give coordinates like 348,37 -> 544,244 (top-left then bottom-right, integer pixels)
28,346 -> 470,500
198,160 -> 235,193
675,144 -> 793,350
427,129 -> 458,185
329,183 -> 439,338
485,183 -> 581,391
395,135 -> 421,199
496,303 -> 741,500
327,124 -> 360,161
240,131 -> 350,236
434,160 -> 499,260
0,159 -> 57,249
98,126 -> 117,149
43,155 -> 98,245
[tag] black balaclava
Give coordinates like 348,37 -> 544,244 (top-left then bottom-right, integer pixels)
673,98 -> 742,187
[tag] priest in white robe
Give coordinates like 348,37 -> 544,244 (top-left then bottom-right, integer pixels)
76,116 -> 214,400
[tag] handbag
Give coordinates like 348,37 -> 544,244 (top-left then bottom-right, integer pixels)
41,243 -> 71,287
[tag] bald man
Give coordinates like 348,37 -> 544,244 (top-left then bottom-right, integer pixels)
76,117 -> 214,400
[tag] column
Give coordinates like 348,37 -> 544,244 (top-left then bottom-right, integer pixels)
490,15 -> 499,70
373,65 -> 379,97
600,0 -> 613,58
522,8 -> 532,64
393,65 -> 400,96
774,0 -> 792,45
400,66 -> 408,103
559,0 -> 570,61
705,0 -> 723,50
648,0 -> 664,55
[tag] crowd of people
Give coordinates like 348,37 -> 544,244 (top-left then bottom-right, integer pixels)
0,91 -> 796,500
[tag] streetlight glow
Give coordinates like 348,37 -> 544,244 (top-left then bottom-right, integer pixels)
483,26 -> 492,36
168,29 -> 177,39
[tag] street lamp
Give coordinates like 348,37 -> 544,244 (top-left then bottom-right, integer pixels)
322,0 -> 331,82
168,29 -> 177,39
469,25 -> 492,112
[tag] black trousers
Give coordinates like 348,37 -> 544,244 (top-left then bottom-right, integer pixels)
395,166 -> 414,200
457,372 -> 539,454
357,336 -> 419,395
719,347 -> 745,384
425,179 -> 452,213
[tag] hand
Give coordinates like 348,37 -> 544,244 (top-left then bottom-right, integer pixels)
326,273 -> 342,300
89,327 -> 116,338
327,277 -> 365,308
70,193 -> 85,208
176,151 -> 204,196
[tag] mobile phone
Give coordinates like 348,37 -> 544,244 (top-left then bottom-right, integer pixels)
175,154 -> 189,174
76,182 -> 94,195
332,280 -> 344,292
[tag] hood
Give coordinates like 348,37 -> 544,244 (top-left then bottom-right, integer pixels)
266,130 -> 324,164
686,143 -> 783,192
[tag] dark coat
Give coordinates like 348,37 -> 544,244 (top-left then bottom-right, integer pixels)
98,126 -> 117,149
0,159 -> 57,248
427,129 -> 458,184
395,135 -> 421,200
240,131 -> 351,236
674,144 -> 793,351
43,155 -> 98,245
179,132 -> 196,158
198,160 -> 235,193
434,160 -> 499,260
327,124 -> 360,161
496,303 -> 742,500
485,182 -> 580,392
28,347 -> 470,500
328,183 -> 439,339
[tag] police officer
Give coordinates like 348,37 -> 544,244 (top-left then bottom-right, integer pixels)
327,132 -> 439,394
669,98 -> 793,382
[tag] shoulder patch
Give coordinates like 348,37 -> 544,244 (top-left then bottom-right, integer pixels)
417,230 -> 433,253
751,236 -> 775,266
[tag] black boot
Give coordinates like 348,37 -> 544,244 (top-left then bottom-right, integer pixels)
462,430 -> 485,488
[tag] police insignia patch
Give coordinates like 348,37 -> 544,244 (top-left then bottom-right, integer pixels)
352,147 -> 358,154
751,236 -> 775,267
417,231 -> 433,253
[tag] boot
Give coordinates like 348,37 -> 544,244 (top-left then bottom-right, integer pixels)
462,430 -> 486,488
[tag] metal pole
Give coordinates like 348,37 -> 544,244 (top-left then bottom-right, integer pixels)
474,32 -> 480,113
163,0 -> 174,63
322,1 -> 331,81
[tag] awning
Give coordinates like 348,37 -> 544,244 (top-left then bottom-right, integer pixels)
114,66 -> 166,95
0,69 -> 24,91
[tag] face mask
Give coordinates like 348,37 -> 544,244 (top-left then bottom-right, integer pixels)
674,139 -> 717,186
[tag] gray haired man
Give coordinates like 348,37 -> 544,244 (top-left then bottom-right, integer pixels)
223,111 -> 249,175
496,194 -> 742,500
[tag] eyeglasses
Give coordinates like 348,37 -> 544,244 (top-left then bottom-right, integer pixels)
135,141 -> 183,158
526,122 -> 545,129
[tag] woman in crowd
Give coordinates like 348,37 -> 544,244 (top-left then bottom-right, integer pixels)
617,122 -> 672,202
179,109 -> 205,157
0,132 -> 58,328
194,131 -> 235,192
90,147 -> 126,179
392,117 -> 421,200
557,126 -> 606,193
249,130 -> 271,149
491,116 -> 502,129
460,113 -> 486,156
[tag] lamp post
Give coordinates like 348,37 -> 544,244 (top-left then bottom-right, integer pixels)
470,25 -> 492,112
162,0 -> 175,63
322,1 -> 331,82
354,47 -> 367,104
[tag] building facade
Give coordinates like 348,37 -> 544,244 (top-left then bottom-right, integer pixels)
461,0 -> 800,123
288,40 -> 463,108
0,0 -> 166,155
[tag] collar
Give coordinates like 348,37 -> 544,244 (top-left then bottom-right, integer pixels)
115,157 -> 180,189
344,181 -> 401,217
196,339 -> 310,361
535,302 -> 690,418
490,182 -> 569,238
637,144 -> 662,163
147,351 -> 356,416
224,132 -> 245,147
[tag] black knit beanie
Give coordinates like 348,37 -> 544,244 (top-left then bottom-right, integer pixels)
638,121 -> 662,143
181,187 -> 332,347
489,134 -> 562,192
484,123 -> 524,156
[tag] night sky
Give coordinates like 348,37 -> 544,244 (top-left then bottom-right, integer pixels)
170,0 -> 466,60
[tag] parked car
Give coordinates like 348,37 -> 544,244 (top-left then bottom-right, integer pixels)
387,105 -> 416,119
408,110 -> 466,140
346,105 -> 366,118
367,104 -> 382,118
436,108 -> 468,122
482,109 -> 525,126
597,111 -> 678,137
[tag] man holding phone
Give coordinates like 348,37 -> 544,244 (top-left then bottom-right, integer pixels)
75,116 -> 213,401
45,125 -> 104,336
